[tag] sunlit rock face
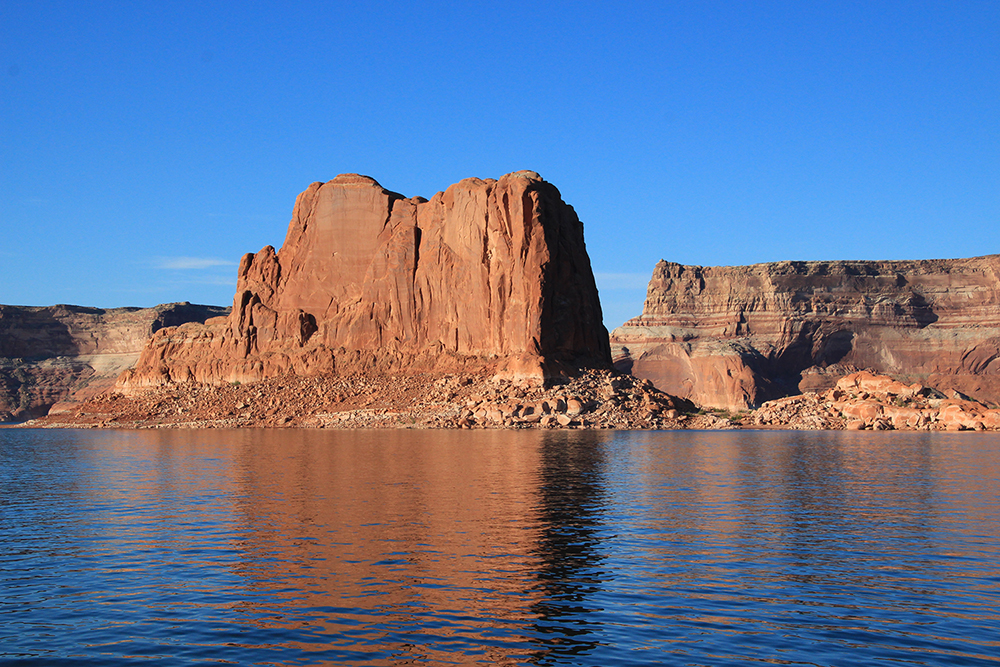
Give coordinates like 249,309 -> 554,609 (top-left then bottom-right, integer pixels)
611,256 -> 1000,411
119,171 -> 611,390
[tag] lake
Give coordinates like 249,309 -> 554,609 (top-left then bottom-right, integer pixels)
1,428 -> 998,665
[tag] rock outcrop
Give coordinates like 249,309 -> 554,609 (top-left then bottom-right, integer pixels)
0,303 -> 228,420
745,371 -> 1000,431
611,256 -> 1000,410
118,171 -> 611,391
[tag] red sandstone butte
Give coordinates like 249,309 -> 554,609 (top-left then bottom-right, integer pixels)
611,256 -> 1000,411
119,171 -> 611,391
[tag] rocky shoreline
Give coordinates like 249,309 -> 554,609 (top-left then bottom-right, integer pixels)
14,369 -> 999,433
20,370 -> 727,430
740,371 -> 1000,431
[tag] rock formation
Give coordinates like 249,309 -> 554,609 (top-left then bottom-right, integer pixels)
118,171 -> 611,391
746,371 -> 1000,431
0,303 -> 227,420
611,256 -> 1000,410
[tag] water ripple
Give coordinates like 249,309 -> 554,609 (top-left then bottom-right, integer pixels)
1,428 -> 999,665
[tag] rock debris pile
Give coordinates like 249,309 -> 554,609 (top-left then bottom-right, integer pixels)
744,370 -> 1000,431
29,370 -> 734,430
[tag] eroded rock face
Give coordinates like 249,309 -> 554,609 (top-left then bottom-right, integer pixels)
0,303 -> 228,420
610,256 -> 1000,410
119,171 -> 610,391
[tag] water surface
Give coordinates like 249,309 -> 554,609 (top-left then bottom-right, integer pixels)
2,428 -> 999,665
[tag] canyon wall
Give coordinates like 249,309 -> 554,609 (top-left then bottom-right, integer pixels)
610,256 -> 1000,410
0,303 -> 227,420
119,171 -> 611,391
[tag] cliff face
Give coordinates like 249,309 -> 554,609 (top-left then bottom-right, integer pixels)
610,256 -> 1000,410
0,303 -> 228,420
119,171 -> 610,390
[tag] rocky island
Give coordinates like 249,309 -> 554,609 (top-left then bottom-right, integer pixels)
21,171 -> 716,430
6,172 -> 1000,431
120,171 -> 611,388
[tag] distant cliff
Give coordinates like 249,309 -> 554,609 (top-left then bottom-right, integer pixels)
610,256 -> 1000,410
0,303 -> 228,420
118,171 -> 611,391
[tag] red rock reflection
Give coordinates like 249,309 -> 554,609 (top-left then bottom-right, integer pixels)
227,429 -> 551,662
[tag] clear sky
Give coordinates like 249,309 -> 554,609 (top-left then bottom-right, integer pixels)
2,1 -> 998,329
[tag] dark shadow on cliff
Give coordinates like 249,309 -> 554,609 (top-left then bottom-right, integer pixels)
753,324 -> 859,404
0,306 -> 79,358
754,293 -> 940,404
613,346 -> 634,375
905,292 -> 939,328
151,302 -> 230,333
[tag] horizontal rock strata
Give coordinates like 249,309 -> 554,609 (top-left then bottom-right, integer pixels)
0,303 -> 228,420
611,256 -> 1000,410
119,171 -> 611,392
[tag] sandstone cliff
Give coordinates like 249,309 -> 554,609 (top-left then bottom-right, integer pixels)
118,171 -> 611,391
0,303 -> 228,420
610,256 -> 1000,410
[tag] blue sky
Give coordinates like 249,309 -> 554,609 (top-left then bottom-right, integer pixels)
2,1 -> 998,328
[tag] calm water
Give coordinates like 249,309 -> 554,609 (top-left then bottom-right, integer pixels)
1,429 -> 999,666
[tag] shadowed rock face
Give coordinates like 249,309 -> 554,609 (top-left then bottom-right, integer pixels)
0,303 -> 228,420
119,171 -> 611,390
610,256 -> 1000,410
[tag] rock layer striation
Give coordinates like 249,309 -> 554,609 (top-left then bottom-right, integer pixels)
119,171 -> 610,391
611,256 -> 1000,410
0,303 -> 227,420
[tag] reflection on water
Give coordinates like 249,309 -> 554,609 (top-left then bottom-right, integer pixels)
1,428 -> 999,665
531,432 -> 611,660
228,430 -> 551,664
